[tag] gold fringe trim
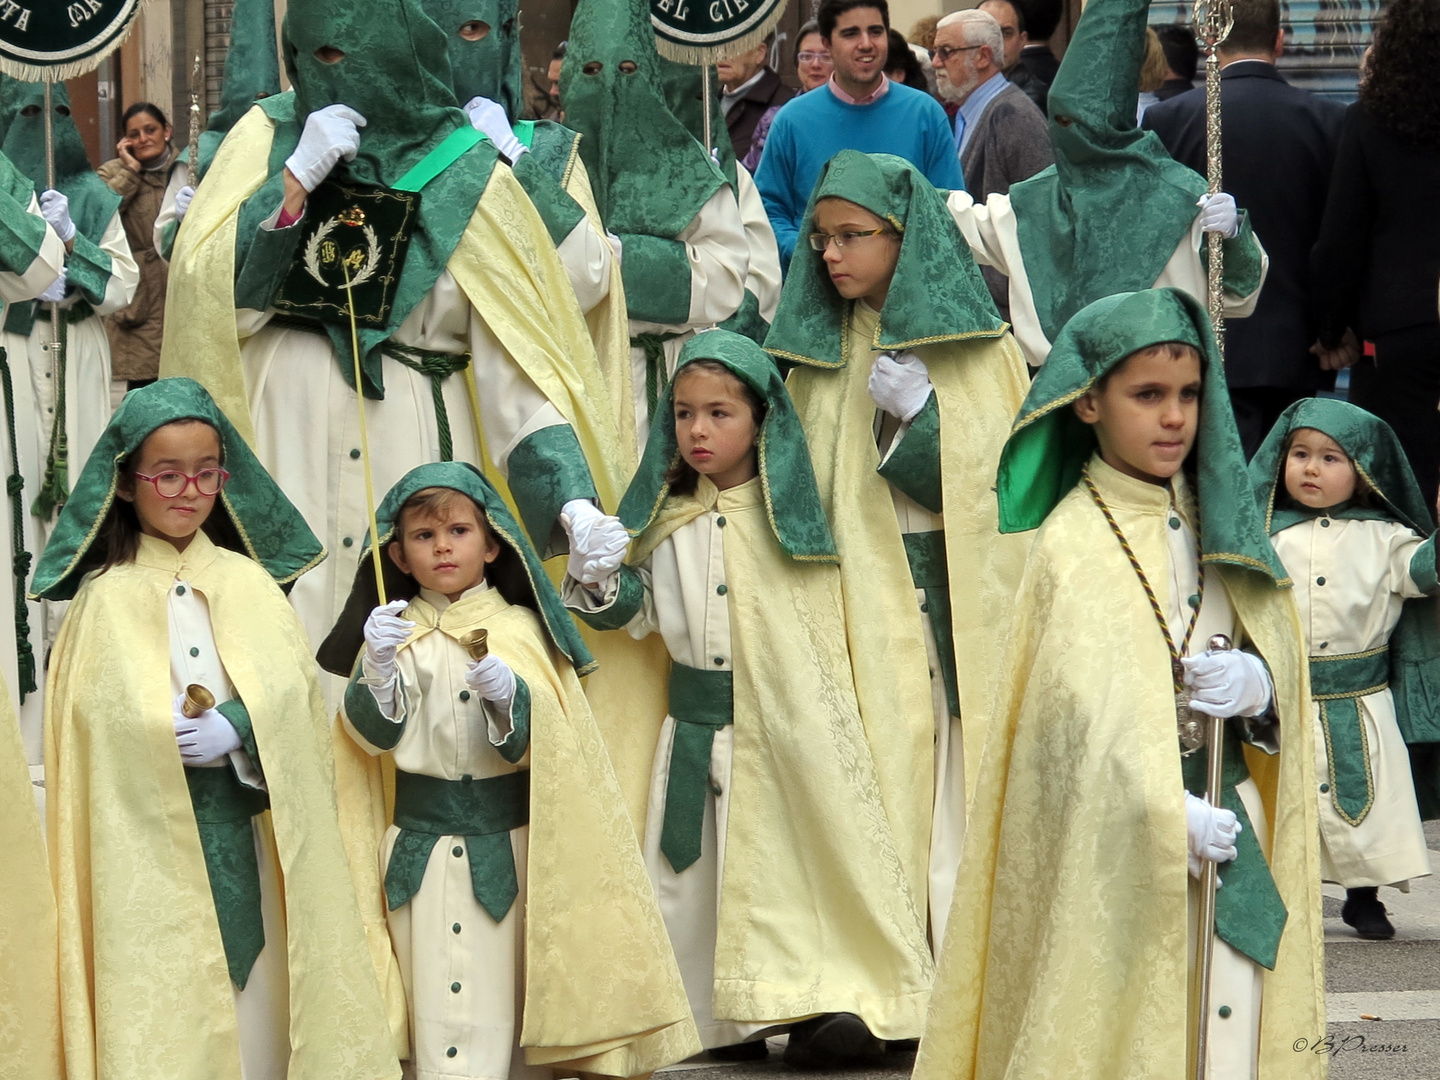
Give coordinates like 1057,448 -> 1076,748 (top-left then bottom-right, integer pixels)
650,5 -> 787,66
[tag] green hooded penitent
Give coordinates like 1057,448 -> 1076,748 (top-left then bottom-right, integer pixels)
561,0 -> 724,239
30,377 -> 325,602
317,460 -> 594,678
197,0 -> 282,178
618,328 -> 837,561
1006,0 -> 1261,342
237,0 -> 499,397
1250,398 -> 1440,818
764,150 -> 1005,369
0,80 -> 120,335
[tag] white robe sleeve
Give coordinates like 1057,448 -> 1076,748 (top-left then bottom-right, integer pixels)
88,210 -> 140,316
555,216 -> 613,316
736,164 -> 781,323
151,163 -> 193,262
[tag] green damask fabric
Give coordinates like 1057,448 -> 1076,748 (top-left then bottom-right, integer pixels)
658,58 -> 736,189
200,0 -> 282,174
243,0 -> 500,397
660,663 -> 733,872
618,329 -> 837,562
30,378 -> 326,601
1005,0 -> 1211,342
764,151 -> 1003,369
996,287 -> 1287,584
0,81 -> 121,249
419,0 -> 524,121
0,150 -> 47,274
903,529 -> 958,717
877,393 -> 942,514
1309,648 -> 1391,825
317,460 -> 594,676
561,0 -> 725,238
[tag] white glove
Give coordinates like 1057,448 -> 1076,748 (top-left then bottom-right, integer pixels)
868,351 -> 934,422
1185,791 -> 1241,879
285,104 -> 367,193
173,694 -> 242,766
363,599 -> 414,677
174,185 -> 195,222
1183,648 -> 1272,718
465,652 -> 517,705
463,96 -> 526,161
606,231 -> 623,265
1197,192 -> 1240,239
561,499 -> 630,586
37,268 -> 67,303
40,189 -> 76,243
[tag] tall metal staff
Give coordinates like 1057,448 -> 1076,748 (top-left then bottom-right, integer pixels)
1194,0 -> 1234,358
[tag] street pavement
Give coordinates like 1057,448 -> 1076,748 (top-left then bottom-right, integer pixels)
659,820 -> 1440,1080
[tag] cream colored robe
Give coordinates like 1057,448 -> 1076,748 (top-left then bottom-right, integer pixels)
339,584 -> 701,1078
945,190 -> 1269,368
1273,515 -> 1435,889
566,476 -> 934,1047
915,457 -> 1325,1080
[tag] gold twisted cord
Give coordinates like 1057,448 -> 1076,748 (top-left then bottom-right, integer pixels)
1081,466 -> 1202,690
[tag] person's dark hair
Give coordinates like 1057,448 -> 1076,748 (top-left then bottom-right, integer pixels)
1014,0 -> 1061,42
553,40 -> 567,60
121,101 -> 169,130
818,0 -> 890,41
1361,0 -> 1440,148
663,361 -> 766,496
387,488 -> 540,615
84,419 -> 245,578
885,29 -> 929,89
1219,0 -> 1281,55
1155,25 -> 1199,81
980,0 -> 1026,36
794,19 -> 824,61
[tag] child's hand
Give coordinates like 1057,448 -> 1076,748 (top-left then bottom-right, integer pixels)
561,500 -> 629,586
465,653 -> 517,705
173,694 -> 242,765
363,599 -> 414,673
868,351 -> 933,422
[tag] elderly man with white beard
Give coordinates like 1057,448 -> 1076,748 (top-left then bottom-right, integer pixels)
933,8 -> 1051,318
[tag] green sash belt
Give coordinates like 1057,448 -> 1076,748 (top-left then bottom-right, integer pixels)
184,765 -> 270,989
903,529 -> 959,718
1311,646 -> 1390,826
1180,724 -> 1288,970
660,662 -> 734,873
385,768 -> 530,921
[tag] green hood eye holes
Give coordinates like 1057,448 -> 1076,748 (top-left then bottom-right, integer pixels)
583,60 -> 603,75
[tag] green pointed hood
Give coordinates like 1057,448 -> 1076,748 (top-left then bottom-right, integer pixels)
618,329 -> 837,561
276,0 -> 498,397
657,57 -> 737,188
1250,398 -> 1434,536
764,150 -> 1004,369
0,80 -> 121,242
317,461 -> 595,677
1007,0 -> 1204,342
996,287 -> 1287,582
419,0 -> 525,120
200,0 -> 282,169
561,0 -> 725,236
31,378 -> 326,602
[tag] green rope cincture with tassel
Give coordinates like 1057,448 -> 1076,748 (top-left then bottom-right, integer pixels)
631,331 -> 681,422
0,347 -> 37,698
384,344 -> 472,462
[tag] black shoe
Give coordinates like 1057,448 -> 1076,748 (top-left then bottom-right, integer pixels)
1341,887 -> 1396,940
708,1040 -> 769,1062
783,1013 -> 885,1069
885,1039 -> 920,1053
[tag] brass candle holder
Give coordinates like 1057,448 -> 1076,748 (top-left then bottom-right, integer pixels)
181,683 -> 216,719
459,629 -> 489,660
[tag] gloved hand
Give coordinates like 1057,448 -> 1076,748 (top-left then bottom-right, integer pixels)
465,653 -> 517,705
606,231 -> 624,265
363,599 -> 414,677
1185,791 -> 1241,879
174,185 -> 195,222
1182,648 -> 1272,718
39,189 -> 75,243
37,268 -> 67,303
561,499 -> 630,586
868,351 -> 933,422
463,96 -> 526,161
285,104 -> 367,193
1196,192 -> 1240,239
173,694 -> 242,766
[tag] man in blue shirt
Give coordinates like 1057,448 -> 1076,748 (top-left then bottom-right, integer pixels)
754,0 -> 964,268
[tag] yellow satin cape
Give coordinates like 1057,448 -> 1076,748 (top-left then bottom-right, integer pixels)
913,481 -> 1325,1080
633,478 -> 935,1035
340,586 -> 701,1074
0,673 -> 62,1080
44,533 -> 398,1080
784,305 -> 1031,910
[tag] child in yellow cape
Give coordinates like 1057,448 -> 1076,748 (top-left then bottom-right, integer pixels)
564,330 -> 934,1066
764,149 -> 1032,945
30,378 -> 398,1080
914,289 -> 1325,1080
318,460 -> 700,1080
